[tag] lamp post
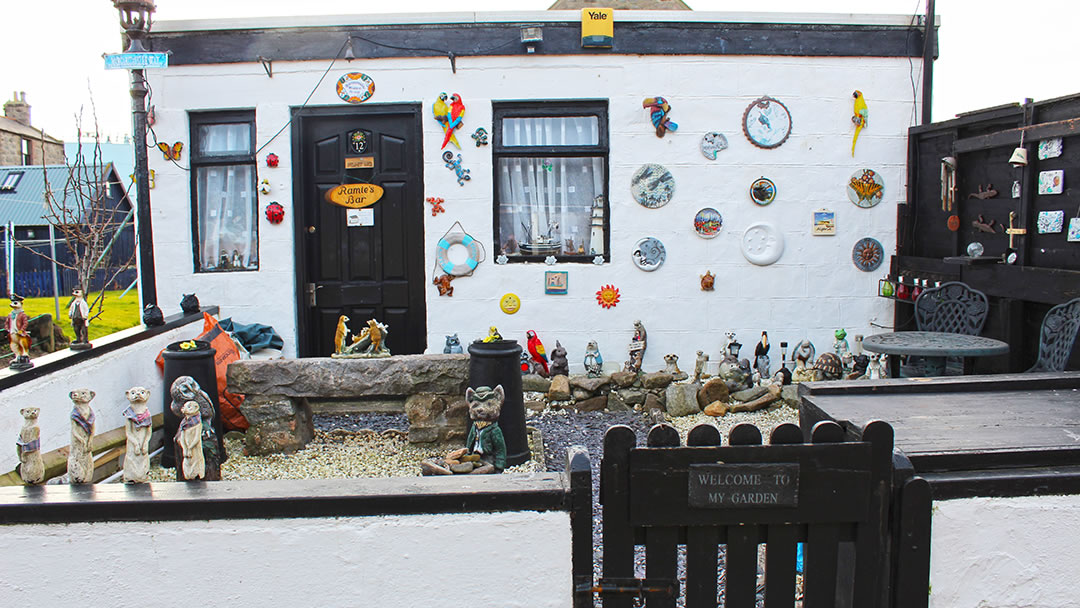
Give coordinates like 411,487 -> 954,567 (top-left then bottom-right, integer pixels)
113,0 -> 157,307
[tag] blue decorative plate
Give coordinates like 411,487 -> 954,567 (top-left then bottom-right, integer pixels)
631,237 -> 666,271
631,164 -> 675,209
694,208 -> 723,238
852,237 -> 884,272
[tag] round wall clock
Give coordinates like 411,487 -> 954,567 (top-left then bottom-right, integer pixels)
847,168 -> 885,208
336,72 -> 375,104
694,208 -> 723,238
750,177 -> 776,205
741,222 -> 784,266
742,96 -> 792,149
852,237 -> 884,272
631,237 -> 666,271
700,132 -> 728,160
631,164 -> 675,208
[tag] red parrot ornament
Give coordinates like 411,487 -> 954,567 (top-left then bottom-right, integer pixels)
526,330 -> 549,376
441,94 -> 465,150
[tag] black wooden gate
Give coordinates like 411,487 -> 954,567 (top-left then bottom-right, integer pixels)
582,420 -> 930,608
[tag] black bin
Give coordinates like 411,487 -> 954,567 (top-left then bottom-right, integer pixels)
160,340 -> 226,468
467,340 -> 529,467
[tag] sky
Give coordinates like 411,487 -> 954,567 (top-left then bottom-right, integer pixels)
1,0 -> 1076,141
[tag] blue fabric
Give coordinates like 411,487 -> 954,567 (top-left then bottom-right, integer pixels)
218,318 -> 285,353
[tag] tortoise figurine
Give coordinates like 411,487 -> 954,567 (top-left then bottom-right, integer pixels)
813,352 -> 844,381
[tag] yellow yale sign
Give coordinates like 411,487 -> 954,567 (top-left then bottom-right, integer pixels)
324,183 -> 384,209
581,8 -> 613,48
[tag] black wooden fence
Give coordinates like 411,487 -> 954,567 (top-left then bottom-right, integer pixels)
578,421 -> 931,608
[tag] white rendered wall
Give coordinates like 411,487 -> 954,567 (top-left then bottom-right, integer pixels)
147,50 -> 919,370
0,321 -> 202,472
929,494 -> 1080,608
0,510 -> 572,608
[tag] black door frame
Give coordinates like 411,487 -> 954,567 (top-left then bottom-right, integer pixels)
290,103 -> 426,357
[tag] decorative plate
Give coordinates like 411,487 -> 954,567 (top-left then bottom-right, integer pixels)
742,97 -> 792,149
700,132 -> 729,160
336,72 -> 375,104
741,222 -> 784,266
947,215 -> 960,231
750,177 -> 776,205
631,164 -> 675,208
967,242 -> 985,257
847,168 -> 885,208
1038,170 -> 1064,195
852,237 -> 884,272
1068,218 -> 1080,242
1038,138 -> 1063,160
694,208 -> 723,238
631,237 -> 666,271
1037,210 -> 1065,234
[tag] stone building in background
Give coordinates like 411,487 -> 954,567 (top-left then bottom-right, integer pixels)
0,92 -> 64,167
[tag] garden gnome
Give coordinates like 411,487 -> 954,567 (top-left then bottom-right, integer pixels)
175,401 -> 206,481
421,385 -> 507,475
68,287 -> 91,350
5,295 -> 32,370
68,389 -> 96,484
122,386 -> 153,483
625,320 -> 647,373
583,341 -> 603,377
169,376 -> 222,481
16,407 -> 44,485
549,341 -> 569,377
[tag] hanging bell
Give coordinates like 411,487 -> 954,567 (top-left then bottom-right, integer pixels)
1008,147 -> 1028,167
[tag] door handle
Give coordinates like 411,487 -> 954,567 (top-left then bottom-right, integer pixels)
307,283 -> 322,307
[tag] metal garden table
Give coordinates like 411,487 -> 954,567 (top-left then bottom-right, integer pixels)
862,331 -> 1009,378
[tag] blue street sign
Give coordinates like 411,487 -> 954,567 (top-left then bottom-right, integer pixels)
104,53 -> 169,70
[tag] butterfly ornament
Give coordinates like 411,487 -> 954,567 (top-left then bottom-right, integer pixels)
157,141 -> 182,161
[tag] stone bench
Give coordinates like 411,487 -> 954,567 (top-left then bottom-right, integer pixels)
227,354 -> 470,455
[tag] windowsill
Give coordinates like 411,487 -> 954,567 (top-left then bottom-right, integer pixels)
498,255 -> 608,264
195,267 -> 259,274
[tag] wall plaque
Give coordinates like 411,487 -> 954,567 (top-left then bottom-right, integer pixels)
324,183 -> 384,209
688,463 -> 799,508
345,156 -> 374,169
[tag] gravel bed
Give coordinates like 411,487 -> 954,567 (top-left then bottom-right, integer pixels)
312,412 -> 408,434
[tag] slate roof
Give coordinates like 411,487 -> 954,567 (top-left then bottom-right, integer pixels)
0,116 -> 63,145
0,164 -> 127,226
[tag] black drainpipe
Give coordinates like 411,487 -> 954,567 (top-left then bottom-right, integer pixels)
921,0 -> 936,125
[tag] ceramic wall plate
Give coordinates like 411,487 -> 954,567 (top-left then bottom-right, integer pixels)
1068,218 -> 1080,242
741,222 -> 784,266
1038,170 -> 1064,195
1038,210 -> 1065,234
700,132 -> 729,160
750,177 -> 776,205
967,242 -> 985,257
742,97 -> 792,149
336,73 -> 375,104
631,237 -> 666,271
1038,138 -> 1063,160
631,164 -> 675,208
694,208 -> 723,238
852,237 -> 884,272
847,168 -> 885,208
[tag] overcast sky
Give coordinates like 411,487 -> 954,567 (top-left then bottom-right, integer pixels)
2,0 -> 1076,141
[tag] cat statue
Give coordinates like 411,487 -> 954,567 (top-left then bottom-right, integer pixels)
421,385 -> 507,476
68,389 -> 96,484
443,333 -> 463,354
16,407 -> 44,485
180,293 -> 200,315
122,386 -> 153,483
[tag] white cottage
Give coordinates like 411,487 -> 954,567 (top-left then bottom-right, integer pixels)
143,9 -> 928,372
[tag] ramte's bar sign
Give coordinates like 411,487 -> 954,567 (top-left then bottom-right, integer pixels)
687,463 -> 799,508
324,183 -> 384,209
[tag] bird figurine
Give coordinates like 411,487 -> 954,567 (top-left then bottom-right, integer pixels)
851,90 -> 868,156
482,326 -> 502,343
642,97 -> 678,137
441,94 -> 465,150
525,330 -> 550,377
583,341 -> 604,378
754,331 -> 770,380
432,92 -> 460,150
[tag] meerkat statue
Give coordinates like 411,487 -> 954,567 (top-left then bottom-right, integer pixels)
334,315 -> 350,354
122,386 -> 153,483
16,407 -> 44,485
693,350 -> 709,383
68,388 -> 96,484
176,401 -> 206,481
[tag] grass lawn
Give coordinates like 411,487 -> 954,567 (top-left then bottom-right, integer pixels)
21,290 -> 142,342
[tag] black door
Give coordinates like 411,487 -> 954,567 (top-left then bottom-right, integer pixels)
293,105 -> 426,357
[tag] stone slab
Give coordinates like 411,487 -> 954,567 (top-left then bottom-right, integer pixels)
227,354 -> 470,397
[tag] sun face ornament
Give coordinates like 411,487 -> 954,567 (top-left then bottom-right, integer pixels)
596,285 -> 620,309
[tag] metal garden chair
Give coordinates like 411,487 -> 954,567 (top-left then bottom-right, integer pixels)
906,281 -> 989,375
1027,298 -> 1080,372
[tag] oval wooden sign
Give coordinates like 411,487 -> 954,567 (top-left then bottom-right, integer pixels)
324,183 -> 384,209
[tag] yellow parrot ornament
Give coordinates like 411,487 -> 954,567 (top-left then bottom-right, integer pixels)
432,92 -> 460,150
851,90 -> 868,156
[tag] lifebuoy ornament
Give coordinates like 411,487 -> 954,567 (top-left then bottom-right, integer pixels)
436,232 -> 481,276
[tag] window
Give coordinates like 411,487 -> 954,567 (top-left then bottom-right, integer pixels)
20,139 -> 30,165
189,111 -> 258,272
0,172 -> 23,192
493,101 -> 608,263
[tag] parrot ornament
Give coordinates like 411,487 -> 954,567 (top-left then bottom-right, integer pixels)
441,94 -> 465,150
482,326 -> 503,343
642,97 -> 678,137
433,92 -> 460,150
525,330 -> 550,376
851,90 -> 868,156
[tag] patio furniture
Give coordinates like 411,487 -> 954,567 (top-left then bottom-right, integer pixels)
863,331 -> 1009,378
908,282 -> 989,375
1027,298 -> 1080,373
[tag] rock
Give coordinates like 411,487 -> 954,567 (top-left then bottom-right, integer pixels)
643,392 -> 664,413
404,393 -> 468,444
698,378 -> 729,407
547,375 -> 571,401
617,389 -> 646,407
731,386 -> 769,403
781,385 -> 800,407
227,354 -> 470,397
238,395 -> 315,456
521,374 -> 552,392
648,388 -> 667,406
610,370 -> 637,389
525,399 -> 547,414
420,460 -> 453,476
664,383 -> 701,417
408,425 -> 439,443
572,388 -> 592,401
450,462 -> 475,474
570,374 -> 610,392
606,390 -> 631,412
642,372 -> 675,389
575,396 -> 607,412
728,385 -> 782,413
704,400 -> 729,417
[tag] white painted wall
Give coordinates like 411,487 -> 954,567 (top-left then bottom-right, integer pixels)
0,510 -> 572,608
0,319 -> 206,472
930,494 -> 1080,608
148,31 -> 918,371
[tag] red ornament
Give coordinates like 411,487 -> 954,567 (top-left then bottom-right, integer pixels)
426,196 -> 445,216
947,215 -> 960,231
265,153 -> 279,168
265,201 -> 285,224
596,284 -> 620,309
